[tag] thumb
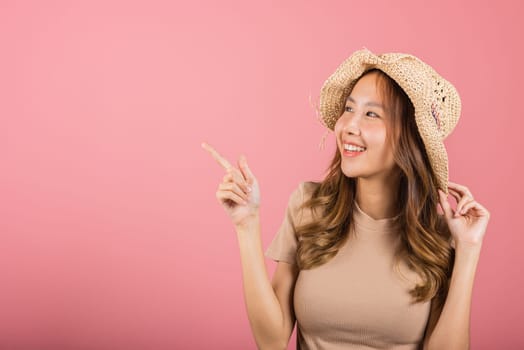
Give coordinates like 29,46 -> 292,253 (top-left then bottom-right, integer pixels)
238,155 -> 254,185
438,189 -> 454,220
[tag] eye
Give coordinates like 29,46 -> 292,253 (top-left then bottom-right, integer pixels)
344,105 -> 380,118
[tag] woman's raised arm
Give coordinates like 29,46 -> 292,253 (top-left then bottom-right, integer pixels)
202,142 -> 298,349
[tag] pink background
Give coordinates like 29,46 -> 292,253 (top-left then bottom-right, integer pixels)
1,0 -> 523,348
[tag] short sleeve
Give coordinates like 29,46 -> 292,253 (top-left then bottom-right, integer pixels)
264,182 -> 304,265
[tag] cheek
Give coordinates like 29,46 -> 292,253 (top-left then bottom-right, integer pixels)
334,118 -> 343,133
364,124 -> 387,145
334,120 -> 345,145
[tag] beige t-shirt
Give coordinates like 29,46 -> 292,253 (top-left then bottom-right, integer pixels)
265,182 -> 432,350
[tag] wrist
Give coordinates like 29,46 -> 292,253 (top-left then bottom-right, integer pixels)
455,239 -> 483,254
235,211 -> 261,233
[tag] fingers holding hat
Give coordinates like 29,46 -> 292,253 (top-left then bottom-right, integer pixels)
447,182 -> 474,216
438,182 -> 490,246
439,181 -> 486,219
457,199 -> 490,220
448,181 -> 474,198
439,184 -> 468,218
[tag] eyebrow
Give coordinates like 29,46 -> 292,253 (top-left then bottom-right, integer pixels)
346,96 -> 384,110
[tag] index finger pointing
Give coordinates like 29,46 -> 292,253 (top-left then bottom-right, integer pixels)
201,142 -> 233,170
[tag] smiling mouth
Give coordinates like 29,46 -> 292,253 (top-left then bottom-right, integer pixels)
343,144 -> 366,152
341,143 -> 366,157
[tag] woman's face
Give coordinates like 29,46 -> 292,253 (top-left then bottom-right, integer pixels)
334,71 -> 399,183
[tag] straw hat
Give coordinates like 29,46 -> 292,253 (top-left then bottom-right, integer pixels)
319,48 -> 461,194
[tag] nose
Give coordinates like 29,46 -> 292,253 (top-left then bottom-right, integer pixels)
341,113 -> 361,136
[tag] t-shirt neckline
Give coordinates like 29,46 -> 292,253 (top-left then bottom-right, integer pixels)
353,200 -> 402,232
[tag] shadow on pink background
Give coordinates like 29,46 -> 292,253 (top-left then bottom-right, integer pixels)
1,0 -> 523,348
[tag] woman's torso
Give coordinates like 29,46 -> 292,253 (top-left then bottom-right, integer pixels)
293,182 -> 431,349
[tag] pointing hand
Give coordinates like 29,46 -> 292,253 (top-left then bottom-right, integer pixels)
202,142 -> 260,228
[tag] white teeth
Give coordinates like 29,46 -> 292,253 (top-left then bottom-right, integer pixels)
344,144 -> 366,152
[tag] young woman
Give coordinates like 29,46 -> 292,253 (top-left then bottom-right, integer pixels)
202,49 -> 490,350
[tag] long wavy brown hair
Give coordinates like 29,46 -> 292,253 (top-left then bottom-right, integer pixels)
296,69 -> 455,307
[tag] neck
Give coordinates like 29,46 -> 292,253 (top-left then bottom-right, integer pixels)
355,176 -> 400,220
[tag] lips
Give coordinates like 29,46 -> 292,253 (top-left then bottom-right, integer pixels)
341,142 -> 366,158
343,149 -> 366,158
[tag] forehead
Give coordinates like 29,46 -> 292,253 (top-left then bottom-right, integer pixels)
349,73 -> 382,97
345,73 -> 385,109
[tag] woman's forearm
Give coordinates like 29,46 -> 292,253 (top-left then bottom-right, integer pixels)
235,214 -> 288,349
426,242 -> 482,350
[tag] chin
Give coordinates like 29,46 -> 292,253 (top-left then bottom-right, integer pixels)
340,167 -> 362,179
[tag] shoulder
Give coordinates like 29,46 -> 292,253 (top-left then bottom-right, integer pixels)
285,181 -> 320,218
301,181 -> 321,200
289,181 -> 320,206
296,181 -> 321,221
